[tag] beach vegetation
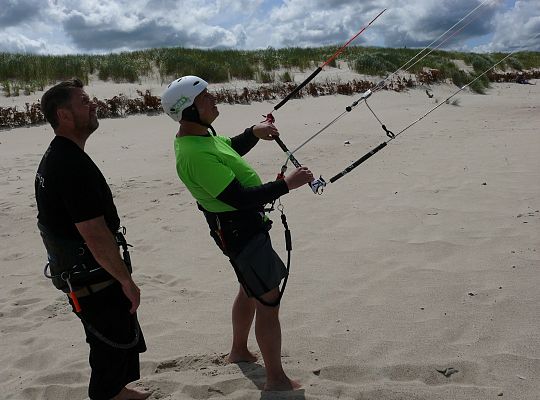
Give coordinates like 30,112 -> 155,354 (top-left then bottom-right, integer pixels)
449,68 -> 490,93
257,71 -> 274,83
11,83 -> 20,96
280,71 -> 293,83
465,54 -> 495,74
2,81 -> 11,97
353,52 -> 398,76
468,73 -> 490,94
446,98 -> 461,106
505,57 -> 524,71
0,47 -> 538,98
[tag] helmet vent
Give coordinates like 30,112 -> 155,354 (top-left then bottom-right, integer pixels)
193,81 -> 199,86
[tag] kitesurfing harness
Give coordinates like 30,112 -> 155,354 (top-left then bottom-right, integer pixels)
197,202 -> 292,307
39,223 -> 140,349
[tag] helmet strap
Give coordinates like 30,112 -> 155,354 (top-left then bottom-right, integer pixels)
182,105 -> 216,136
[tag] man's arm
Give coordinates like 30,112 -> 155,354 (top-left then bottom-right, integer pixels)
230,123 -> 279,156
217,167 -> 313,210
75,216 -> 140,313
217,178 -> 289,209
230,126 -> 258,156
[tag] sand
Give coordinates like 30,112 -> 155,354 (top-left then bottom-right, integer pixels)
0,76 -> 539,399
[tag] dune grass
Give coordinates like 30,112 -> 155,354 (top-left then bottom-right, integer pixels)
0,46 -> 539,97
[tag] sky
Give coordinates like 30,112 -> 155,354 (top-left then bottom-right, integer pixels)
0,0 -> 538,55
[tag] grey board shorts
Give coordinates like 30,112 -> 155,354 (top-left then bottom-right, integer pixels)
229,231 -> 287,298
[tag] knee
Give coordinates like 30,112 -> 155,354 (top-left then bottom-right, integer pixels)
256,288 -> 281,310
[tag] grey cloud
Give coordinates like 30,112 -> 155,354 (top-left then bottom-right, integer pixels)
0,0 -> 538,54
0,0 -> 41,27
312,0 -> 380,9
62,14 -> 238,51
0,32 -> 46,53
266,0 -> 380,48
383,0 -> 497,48
63,15 -> 179,50
281,25 -> 352,47
416,1 -> 495,37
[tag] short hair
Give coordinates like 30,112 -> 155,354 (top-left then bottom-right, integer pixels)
41,78 -> 84,129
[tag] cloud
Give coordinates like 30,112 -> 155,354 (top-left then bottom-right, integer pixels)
0,0 -> 41,27
51,0 -> 250,51
379,0 -> 497,49
489,0 -> 540,51
245,1 -> 384,49
244,0 -> 503,50
0,31 -> 47,53
0,0 -> 538,54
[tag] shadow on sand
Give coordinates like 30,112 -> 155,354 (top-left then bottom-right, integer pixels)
236,362 -> 306,400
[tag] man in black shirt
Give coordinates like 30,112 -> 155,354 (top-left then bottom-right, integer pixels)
35,79 -> 150,400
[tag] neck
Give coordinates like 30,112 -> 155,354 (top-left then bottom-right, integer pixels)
55,129 -> 88,150
177,120 -> 211,137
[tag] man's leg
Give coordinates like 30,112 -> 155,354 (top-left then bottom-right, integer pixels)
77,284 -> 148,399
228,285 -> 257,363
255,288 -> 301,391
111,353 -> 151,399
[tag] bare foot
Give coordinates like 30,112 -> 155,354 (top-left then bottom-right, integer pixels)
112,386 -> 152,400
227,349 -> 258,363
264,378 -> 301,391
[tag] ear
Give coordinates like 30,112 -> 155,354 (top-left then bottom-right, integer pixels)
56,107 -> 72,125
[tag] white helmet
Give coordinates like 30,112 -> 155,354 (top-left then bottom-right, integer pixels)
161,75 -> 208,121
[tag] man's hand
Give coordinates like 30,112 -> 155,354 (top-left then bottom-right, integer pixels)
284,167 -> 314,190
76,216 -> 140,313
121,277 -> 141,314
252,123 -> 279,140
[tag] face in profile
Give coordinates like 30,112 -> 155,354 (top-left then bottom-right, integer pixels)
194,89 -> 219,124
67,88 -> 99,134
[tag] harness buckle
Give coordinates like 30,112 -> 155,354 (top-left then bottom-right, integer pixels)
61,272 -> 82,313
60,271 -> 71,282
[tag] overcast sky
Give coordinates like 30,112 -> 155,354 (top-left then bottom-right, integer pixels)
0,0 -> 538,55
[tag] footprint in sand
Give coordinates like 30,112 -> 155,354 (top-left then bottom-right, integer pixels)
146,353 -> 271,399
154,353 -> 228,374
315,360 -> 481,386
2,252 -> 26,261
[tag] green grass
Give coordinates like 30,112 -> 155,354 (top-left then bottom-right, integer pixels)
0,46 -> 538,96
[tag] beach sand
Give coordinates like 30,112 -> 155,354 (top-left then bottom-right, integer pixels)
1,76 -> 539,399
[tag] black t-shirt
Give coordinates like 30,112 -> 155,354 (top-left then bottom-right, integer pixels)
35,136 -> 120,239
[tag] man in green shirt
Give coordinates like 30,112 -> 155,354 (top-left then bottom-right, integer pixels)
162,76 -> 313,391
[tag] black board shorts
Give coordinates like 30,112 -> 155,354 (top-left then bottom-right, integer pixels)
229,232 -> 287,298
